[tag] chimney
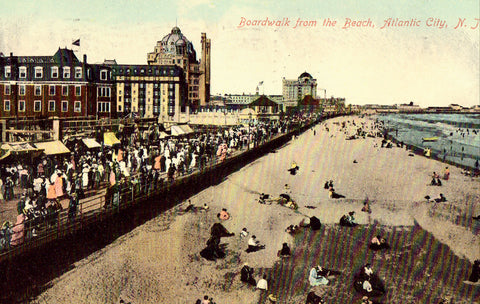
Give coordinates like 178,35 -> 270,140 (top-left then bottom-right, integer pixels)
83,54 -> 87,63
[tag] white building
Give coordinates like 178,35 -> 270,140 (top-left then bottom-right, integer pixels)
282,72 -> 317,109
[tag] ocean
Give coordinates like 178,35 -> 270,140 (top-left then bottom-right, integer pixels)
377,113 -> 480,169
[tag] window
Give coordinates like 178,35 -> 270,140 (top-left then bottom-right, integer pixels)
35,85 -> 42,96
100,69 -> 108,80
62,85 -> 68,96
19,66 -> 27,78
4,100 -> 10,111
61,101 -> 68,112
49,85 -> 55,96
63,67 -> 70,78
74,101 -> 81,112
97,87 -> 111,97
118,105 -> 122,112
51,66 -> 58,78
35,67 -> 43,78
97,102 -> 111,113
4,85 -> 11,95
75,67 -> 82,78
5,66 -> 11,78
48,100 -> 55,112
34,100 -> 41,112
18,100 -> 25,112
75,85 -> 81,96
19,85 -> 26,96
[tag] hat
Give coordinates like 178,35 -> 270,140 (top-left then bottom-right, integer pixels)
267,294 -> 277,302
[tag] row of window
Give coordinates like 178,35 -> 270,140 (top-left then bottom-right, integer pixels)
4,84 -> 83,96
4,66 -> 86,79
3,100 -> 82,112
113,67 -> 176,76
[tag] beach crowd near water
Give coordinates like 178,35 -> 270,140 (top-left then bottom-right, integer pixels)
1,113 -> 479,304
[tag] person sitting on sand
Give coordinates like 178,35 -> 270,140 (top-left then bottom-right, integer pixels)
340,212 -> 357,227
434,193 -> 447,203
360,296 -> 375,304
278,242 -> 291,258
240,227 -> 249,238
328,180 -> 334,189
256,275 -> 268,290
468,260 -> 480,283
369,235 -> 390,251
429,177 -> 438,186
200,236 -> 225,261
259,193 -> 270,204
309,265 -> 329,286
362,263 -> 374,278
210,223 -> 235,238
288,161 -> 300,175
217,208 -> 230,220
201,295 -> 212,304
285,224 -> 299,234
305,291 -> 325,304
202,203 -> 209,211
299,217 -> 310,228
246,235 -> 265,253
310,216 -> 321,230
329,188 -> 345,199
362,280 -> 373,293
324,181 -> 329,190
436,178 -> 442,186
240,263 -> 256,287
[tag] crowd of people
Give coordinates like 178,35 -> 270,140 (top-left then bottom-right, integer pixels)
0,115 -> 312,253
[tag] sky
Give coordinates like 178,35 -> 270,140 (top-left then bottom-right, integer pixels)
0,0 -> 479,107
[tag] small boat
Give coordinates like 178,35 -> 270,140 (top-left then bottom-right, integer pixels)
422,137 -> 439,142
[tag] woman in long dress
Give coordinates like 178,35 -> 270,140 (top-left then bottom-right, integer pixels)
10,213 -> 26,246
309,266 -> 329,286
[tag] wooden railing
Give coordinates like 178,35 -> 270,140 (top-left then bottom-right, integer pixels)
0,115 -> 325,262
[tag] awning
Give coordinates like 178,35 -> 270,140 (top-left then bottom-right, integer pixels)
1,142 -> 41,153
159,131 -> 169,139
35,140 -> 71,155
82,138 -> 102,149
104,132 -> 121,146
170,125 -> 194,136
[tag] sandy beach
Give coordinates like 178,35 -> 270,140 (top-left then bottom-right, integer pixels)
34,115 -> 480,304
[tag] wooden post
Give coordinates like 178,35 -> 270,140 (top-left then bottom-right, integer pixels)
52,117 -> 60,141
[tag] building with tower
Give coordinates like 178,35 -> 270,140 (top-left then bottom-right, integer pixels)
282,72 -> 317,109
147,26 -> 210,111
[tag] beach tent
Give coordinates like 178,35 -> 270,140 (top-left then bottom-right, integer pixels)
82,138 -> 102,149
34,140 -> 71,155
104,132 -> 121,146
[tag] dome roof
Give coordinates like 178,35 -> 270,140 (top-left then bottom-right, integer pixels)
299,71 -> 313,79
160,26 -> 195,56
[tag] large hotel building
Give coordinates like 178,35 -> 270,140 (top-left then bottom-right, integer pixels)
0,26 -> 210,123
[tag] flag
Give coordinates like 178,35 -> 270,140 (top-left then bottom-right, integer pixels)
72,39 -> 80,46
258,81 -> 264,86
